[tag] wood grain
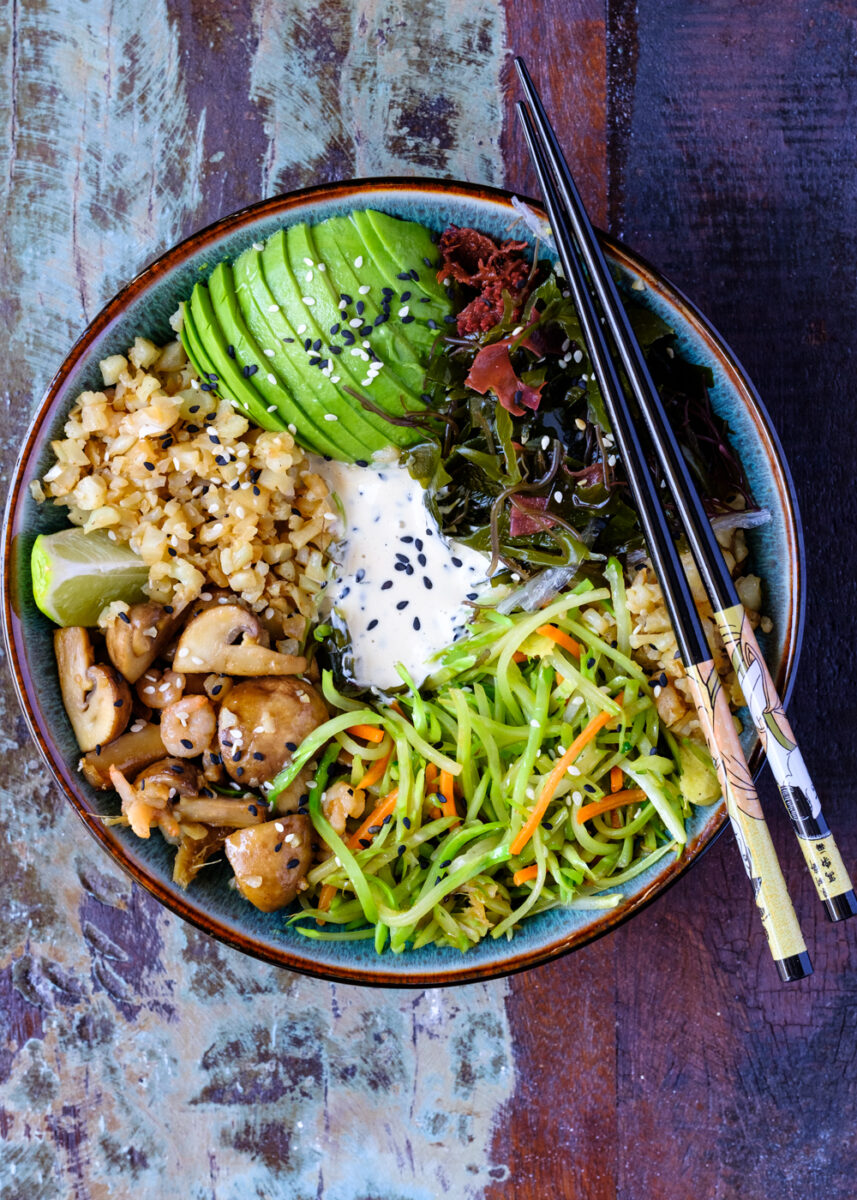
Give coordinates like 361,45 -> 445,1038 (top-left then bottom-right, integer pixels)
2,0 -> 857,1196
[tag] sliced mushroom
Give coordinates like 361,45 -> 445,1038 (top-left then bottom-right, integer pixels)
224,814 -> 313,911
80,721 -> 166,789
159,695 -> 217,758
55,627 -> 132,753
173,796 -> 266,827
105,601 -> 188,683
217,677 -> 329,788
134,757 -> 202,804
173,604 -> 306,677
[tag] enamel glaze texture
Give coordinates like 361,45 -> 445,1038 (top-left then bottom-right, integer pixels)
1,3 -> 515,1196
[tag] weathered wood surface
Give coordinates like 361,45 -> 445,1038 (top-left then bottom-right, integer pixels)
1,2 -> 855,1197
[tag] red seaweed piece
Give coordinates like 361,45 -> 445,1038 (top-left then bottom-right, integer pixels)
509,495 -> 556,536
464,342 -> 544,416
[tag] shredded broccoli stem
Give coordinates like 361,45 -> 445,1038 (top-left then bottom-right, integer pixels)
273,578 -> 715,952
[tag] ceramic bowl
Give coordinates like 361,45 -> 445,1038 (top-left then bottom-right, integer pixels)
2,178 -> 804,986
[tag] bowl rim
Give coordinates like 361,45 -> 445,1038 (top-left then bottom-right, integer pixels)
1,175 -> 805,987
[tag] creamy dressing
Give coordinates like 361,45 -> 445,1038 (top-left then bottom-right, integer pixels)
313,457 -> 489,690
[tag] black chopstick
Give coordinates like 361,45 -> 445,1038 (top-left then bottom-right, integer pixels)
515,55 -> 856,927
515,87 -> 812,982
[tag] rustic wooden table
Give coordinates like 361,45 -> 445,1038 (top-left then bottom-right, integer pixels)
2,3 -> 855,1197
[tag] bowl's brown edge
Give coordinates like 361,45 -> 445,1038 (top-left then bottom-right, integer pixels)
1,176 -> 805,988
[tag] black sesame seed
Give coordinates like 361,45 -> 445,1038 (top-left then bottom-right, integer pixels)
330,323 -> 340,335
401,315 -> 414,324
287,857 -> 300,869
360,325 -> 373,336
443,314 -> 457,324
396,600 -> 409,611
440,859 -> 451,869
119,611 -> 131,624
212,684 -> 222,696
167,546 -> 177,557
249,468 -> 261,482
189,404 -> 200,413
252,752 -> 265,761
514,389 -> 523,404
359,838 -> 371,849
253,485 -> 260,495
200,383 -> 212,392
382,814 -> 392,825
209,432 -> 220,443
342,330 -> 355,345
587,657 -> 596,669
413,617 -> 421,631
180,738 -> 193,750
210,753 -> 222,765
274,842 -> 283,853
356,300 -> 365,315
282,336 -> 295,343
311,338 -> 320,351
418,553 -> 427,567
215,455 -> 227,465
232,750 -> 242,762
423,577 -> 432,589
467,592 -> 478,600
423,256 -> 433,266
340,292 -> 352,305
394,562 -> 407,572
373,313 -> 387,326
382,286 -> 393,297
427,319 -> 439,329
401,291 -> 411,301
285,741 -> 297,752
584,784 -> 596,794
330,345 -> 342,355
243,364 -> 258,377
143,461 -> 155,471
544,821 -> 553,830
185,424 -> 199,433
355,568 -> 365,582
113,698 -> 124,708
367,618 -> 379,631
235,767 -> 244,778
381,580 -> 393,591
303,338 -> 312,350
170,764 -> 183,775
397,845 -> 406,856
396,271 -> 410,281
164,605 -> 174,614
409,268 -> 419,281
248,804 -> 258,815
368,824 -> 381,835
227,344 -> 235,358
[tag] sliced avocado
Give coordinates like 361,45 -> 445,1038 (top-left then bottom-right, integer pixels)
353,208 -> 450,335
231,246 -> 355,459
188,274 -> 285,433
308,218 -> 431,405
182,298 -> 276,430
262,230 -> 395,454
179,302 -> 218,386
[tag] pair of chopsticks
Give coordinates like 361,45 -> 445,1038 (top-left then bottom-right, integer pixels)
515,56 -> 855,981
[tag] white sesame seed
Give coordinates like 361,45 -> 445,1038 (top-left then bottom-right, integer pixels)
530,718 -> 540,729
573,349 -> 584,363
324,413 -> 338,421
266,404 -> 277,412
349,317 -> 362,328
398,305 -> 409,317
254,242 -> 265,252
317,262 -> 326,272
358,284 -> 370,294
654,685 -> 662,698
288,423 -> 297,433
567,765 -> 581,776
354,255 -> 363,268
190,379 -> 199,389
302,296 -> 315,306
338,300 -> 347,310
607,454 -> 617,467
541,435 -> 550,450
572,791 -> 583,804
331,375 -> 341,383
305,271 -> 313,282
575,418 -> 587,431
361,340 -> 370,348
553,490 -> 563,503
263,348 -> 275,357
267,373 -> 276,384
303,257 -> 313,266
268,303 -> 280,313
512,325 -> 523,336
296,324 -> 307,335
275,821 -> 284,832
191,656 -> 204,667
360,378 -> 372,386
143,686 -> 156,695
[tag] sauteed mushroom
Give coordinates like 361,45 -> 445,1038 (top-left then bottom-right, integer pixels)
105,601 -> 187,683
224,814 -> 313,911
217,677 -> 329,787
80,722 -> 166,788
55,627 -> 132,752
173,604 -> 306,677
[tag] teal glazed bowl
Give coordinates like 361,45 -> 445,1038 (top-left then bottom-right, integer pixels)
2,179 -> 804,986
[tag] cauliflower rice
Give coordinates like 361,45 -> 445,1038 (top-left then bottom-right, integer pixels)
34,332 -> 335,651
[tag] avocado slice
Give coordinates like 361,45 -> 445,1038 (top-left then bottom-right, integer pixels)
307,218 -> 432,405
182,296 -> 282,432
230,246 -> 353,458
351,208 -> 449,338
188,273 -> 286,433
261,230 -> 396,454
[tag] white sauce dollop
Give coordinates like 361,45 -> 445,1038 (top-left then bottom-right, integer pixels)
314,457 -> 489,690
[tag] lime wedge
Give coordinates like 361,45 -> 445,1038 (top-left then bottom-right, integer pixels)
31,528 -> 149,626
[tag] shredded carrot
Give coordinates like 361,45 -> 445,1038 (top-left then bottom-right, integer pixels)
318,788 -> 400,913
575,788 -> 647,825
536,624 -> 582,659
347,723 -> 386,744
355,747 -> 392,791
513,864 -> 540,886
610,765 -> 624,793
510,709 -> 615,857
425,762 -> 439,791
512,650 -> 528,664
390,699 -> 405,716
439,770 -> 458,821
428,806 -> 444,820
555,671 -> 564,687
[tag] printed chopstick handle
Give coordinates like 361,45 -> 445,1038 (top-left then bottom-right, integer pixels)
715,605 -> 857,922
686,659 -> 812,981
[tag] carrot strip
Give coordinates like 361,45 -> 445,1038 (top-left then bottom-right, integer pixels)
536,624 -> 582,659
513,864 -> 540,886
510,709 -> 615,856
575,788 -> 647,825
318,788 -> 400,913
355,747 -> 392,791
512,650 -> 528,664
610,765 -> 624,793
347,723 -> 386,744
425,762 -> 439,792
439,770 -> 458,821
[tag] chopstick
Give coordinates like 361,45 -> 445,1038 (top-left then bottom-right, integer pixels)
515,74 -> 813,982
515,57 -> 856,930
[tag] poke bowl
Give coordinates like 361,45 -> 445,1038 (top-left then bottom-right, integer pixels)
2,178 -> 804,986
